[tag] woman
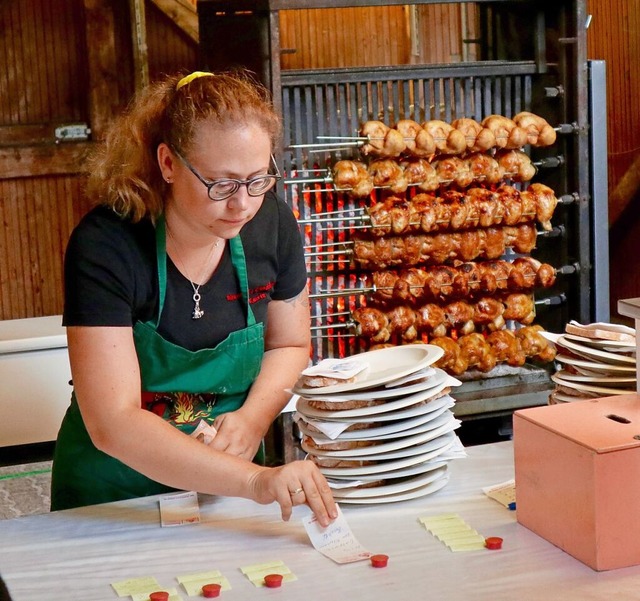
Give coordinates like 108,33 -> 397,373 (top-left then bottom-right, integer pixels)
51,70 -> 336,527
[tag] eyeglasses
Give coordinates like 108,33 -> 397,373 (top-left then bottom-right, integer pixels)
173,148 -> 281,201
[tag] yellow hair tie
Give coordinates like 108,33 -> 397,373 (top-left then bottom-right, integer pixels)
176,71 -> 214,90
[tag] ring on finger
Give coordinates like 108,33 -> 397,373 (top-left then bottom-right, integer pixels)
289,487 -> 304,496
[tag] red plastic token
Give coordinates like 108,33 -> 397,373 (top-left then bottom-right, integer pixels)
202,583 -> 222,598
370,554 -> 389,568
485,537 -> 504,550
149,592 -> 170,601
264,574 -> 284,588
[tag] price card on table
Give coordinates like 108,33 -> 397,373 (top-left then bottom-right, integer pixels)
303,505 -> 372,564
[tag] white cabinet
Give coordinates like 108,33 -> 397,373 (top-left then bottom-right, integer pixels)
0,316 -> 71,447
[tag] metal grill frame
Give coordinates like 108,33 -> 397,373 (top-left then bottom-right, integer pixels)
198,0 -> 607,425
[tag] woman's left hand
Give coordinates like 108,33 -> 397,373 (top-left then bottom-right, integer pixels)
210,411 -> 263,460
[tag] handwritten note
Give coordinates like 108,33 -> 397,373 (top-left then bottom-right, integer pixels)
158,491 -> 201,527
303,505 -> 372,564
483,479 -> 516,508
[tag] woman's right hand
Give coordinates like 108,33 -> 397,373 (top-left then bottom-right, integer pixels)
248,460 -> 338,527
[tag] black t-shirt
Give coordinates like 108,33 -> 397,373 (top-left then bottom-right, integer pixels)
63,192 -> 308,351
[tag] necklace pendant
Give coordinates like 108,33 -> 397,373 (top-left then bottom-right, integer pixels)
192,291 -> 204,319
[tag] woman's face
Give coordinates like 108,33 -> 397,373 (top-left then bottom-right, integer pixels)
159,121 -> 273,240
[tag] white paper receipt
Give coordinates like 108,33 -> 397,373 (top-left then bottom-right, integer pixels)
301,358 -> 369,380
159,491 -> 201,527
302,505 -> 372,564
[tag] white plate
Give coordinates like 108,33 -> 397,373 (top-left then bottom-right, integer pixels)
332,465 -> 449,499
317,438 -> 456,477
336,472 -> 450,504
292,345 -> 444,395
302,418 -> 457,459
553,369 -> 636,386
550,390 -> 593,403
555,354 -> 636,374
296,378 -> 455,420
336,429 -> 458,462
326,459 -> 449,482
557,336 -> 636,365
563,333 -> 636,352
298,393 -> 454,426
298,368 -> 449,402
300,411 -> 460,457
551,373 -> 635,396
297,402 -> 453,442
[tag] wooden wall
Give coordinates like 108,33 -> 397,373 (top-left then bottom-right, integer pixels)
279,4 -> 476,70
586,0 -> 640,313
0,0 -> 638,323
0,0 -> 197,321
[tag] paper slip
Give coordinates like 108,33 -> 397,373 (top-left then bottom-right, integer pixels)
294,413 -> 350,440
420,513 -> 486,552
190,419 -> 217,444
301,358 -> 368,380
326,478 -> 367,490
177,570 -> 232,596
111,576 -> 162,597
131,588 -> 181,601
483,479 -> 516,508
303,505 -> 372,564
240,560 -> 297,587
159,491 -> 201,527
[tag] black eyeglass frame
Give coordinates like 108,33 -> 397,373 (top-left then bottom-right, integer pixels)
171,148 -> 282,201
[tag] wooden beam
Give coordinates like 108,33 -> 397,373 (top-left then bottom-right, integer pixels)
609,154 -> 640,226
129,0 -> 150,91
0,143 -> 95,179
83,0 -> 123,141
149,0 -> 199,43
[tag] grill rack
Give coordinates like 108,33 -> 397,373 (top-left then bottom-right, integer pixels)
197,0 -> 609,431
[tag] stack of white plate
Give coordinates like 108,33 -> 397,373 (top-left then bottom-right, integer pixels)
292,345 -> 465,504
541,330 -> 637,402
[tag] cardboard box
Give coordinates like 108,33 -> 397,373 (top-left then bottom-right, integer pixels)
514,394 -> 640,571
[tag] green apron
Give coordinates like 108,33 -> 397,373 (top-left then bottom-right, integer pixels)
51,217 -> 264,510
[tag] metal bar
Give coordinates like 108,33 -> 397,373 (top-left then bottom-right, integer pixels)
588,59 -> 610,321
281,62 -> 540,88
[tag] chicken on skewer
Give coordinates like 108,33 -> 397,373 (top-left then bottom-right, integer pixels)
328,152 -> 535,198
400,158 -> 440,191
422,120 -> 468,155
431,326 -> 556,375
395,119 -> 437,157
350,293 -> 536,345
352,223 -> 538,269
365,258 -> 556,306
332,159 -> 375,197
513,112 -> 557,147
451,117 -> 497,152
481,115 -> 529,149
360,120 -> 407,157
495,149 -> 537,182
360,184 -> 558,236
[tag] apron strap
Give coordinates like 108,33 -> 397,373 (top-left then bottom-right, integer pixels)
229,236 -> 257,327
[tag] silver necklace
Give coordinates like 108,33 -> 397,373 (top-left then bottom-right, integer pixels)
167,226 -> 219,320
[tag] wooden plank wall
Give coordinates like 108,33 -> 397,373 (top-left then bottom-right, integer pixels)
0,0 -> 197,321
586,0 -> 640,312
0,0 -> 92,320
279,4 -> 473,70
